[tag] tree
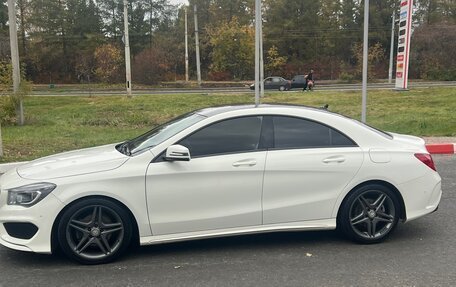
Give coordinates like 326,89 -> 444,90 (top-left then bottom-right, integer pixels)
265,45 -> 287,76
207,17 -> 254,80
94,43 -> 123,83
132,46 -> 172,84
410,22 -> 456,80
352,42 -> 386,79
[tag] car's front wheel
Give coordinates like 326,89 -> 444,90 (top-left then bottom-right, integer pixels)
338,184 -> 400,243
279,85 -> 286,91
57,198 -> 133,264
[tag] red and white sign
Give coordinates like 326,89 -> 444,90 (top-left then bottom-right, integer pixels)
395,0 -> 413,90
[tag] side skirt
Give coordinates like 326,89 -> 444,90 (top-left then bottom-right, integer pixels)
140,218 -> 336,246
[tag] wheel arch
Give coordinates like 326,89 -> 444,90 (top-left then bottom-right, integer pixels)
336,180 -> 407,223
51,195 -> 140,253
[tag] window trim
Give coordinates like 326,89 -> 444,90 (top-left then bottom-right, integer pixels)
151,114 -> 359,163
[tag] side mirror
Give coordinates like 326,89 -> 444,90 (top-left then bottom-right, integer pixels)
164,145 -> 191,162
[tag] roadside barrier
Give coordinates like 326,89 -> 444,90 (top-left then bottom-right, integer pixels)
426,144 -> 456,155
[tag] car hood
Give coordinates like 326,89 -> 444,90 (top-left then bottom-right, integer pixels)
17,144 -> 129,180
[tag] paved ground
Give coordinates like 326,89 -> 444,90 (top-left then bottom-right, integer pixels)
0,155 -> 455,287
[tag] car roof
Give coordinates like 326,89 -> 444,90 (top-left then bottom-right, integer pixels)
195,104 -> 335,118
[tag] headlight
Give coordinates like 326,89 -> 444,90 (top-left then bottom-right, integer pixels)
7,183 -> 57,207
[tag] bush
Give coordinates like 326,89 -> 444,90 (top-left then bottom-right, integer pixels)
0,96 -> 17,125
94,44 -> 123,83
207,71 -> 232,81
132,47 -> 172,85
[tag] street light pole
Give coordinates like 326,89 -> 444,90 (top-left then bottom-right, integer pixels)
361,0 -> 369,123
194,5 -> 202,87
185,7 -> 189,82
254,0 -> 261,106
123,0 -> 132,97
7,0 -> 23,125
388,11 -> 396,84
259,9 -> 264,98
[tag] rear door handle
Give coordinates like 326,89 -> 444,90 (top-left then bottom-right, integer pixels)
232,160 -> 257,167
323,156 -> 346,164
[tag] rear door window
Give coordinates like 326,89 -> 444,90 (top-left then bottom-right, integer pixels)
272,116 -> 356,149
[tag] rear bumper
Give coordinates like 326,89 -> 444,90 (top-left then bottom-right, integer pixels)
399,171 -> 442,222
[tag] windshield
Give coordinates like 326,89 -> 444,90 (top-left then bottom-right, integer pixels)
118,113 -> 206,155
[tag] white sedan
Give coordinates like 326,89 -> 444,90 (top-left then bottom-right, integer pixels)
0,105 -> 442,264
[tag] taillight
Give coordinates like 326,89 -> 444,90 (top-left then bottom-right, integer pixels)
414,153 -> 436,171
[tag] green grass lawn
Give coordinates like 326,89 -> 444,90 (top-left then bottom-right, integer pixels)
1,87 -> 455,163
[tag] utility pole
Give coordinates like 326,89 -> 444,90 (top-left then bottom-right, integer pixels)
254,0 -> 261,106
184,7 -> 189,82
259,10 -> 264,98
388,11 -> 396,84
8,0 -> 24,125
194,5 -> 202,86
123,0 -> 132,97
0,126 -> 3,157
361,0 -> 369,123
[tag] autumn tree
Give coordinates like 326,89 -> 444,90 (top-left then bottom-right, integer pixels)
265,46 -> 287,76
94,44 -> 123,83
132,46 -> 172,84
207,17 -> 254,80
351,42 -> 386,79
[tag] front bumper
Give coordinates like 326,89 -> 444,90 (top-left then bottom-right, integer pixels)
0,193 -> 65,254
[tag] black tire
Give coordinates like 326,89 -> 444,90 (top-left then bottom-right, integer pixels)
279,85 -> 286,91
57,198 -> 133,264
338,184 -> 400,244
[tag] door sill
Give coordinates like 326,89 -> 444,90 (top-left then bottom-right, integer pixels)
140,218 -> 336,246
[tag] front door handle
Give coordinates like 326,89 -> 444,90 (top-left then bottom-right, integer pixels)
232,160 -> 257,167
323,156 -> 346,164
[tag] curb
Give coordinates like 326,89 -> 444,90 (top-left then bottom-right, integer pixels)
426,144 -> 456,155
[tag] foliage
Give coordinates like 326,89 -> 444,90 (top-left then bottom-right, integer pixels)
132,47 -> 172,84
0,61 -> 32,125
410,22 -> 456,80
94,44 -> 123,83
0,0 -> 454,83
207,17 -> 254,80
265,45 -> 288,76
350,42 -> 386,80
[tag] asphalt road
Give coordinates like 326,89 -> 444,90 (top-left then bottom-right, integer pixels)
0,155 -> 455,287
29,81 -> 456,96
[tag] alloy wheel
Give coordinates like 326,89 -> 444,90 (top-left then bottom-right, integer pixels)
349,190 -> 396,240
65,205 -> 125,260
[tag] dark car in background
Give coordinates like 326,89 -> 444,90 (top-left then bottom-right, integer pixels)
250,76 -> 291,91
290,75 -> 307,89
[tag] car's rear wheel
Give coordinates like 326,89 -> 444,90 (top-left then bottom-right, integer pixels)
338,184 -> 400,243
57,198 -> 132,264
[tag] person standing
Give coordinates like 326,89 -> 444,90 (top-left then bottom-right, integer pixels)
306,69 -> 314,91
302,69 -> 314,91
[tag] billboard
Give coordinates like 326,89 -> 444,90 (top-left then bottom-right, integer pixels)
395,0 -> 413,90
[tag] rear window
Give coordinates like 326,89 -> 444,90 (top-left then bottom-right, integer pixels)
351,120 -> 393,139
